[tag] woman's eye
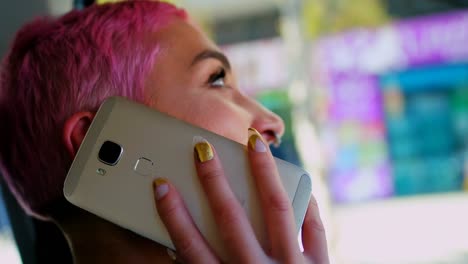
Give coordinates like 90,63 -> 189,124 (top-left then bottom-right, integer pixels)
208,68 -> 226,88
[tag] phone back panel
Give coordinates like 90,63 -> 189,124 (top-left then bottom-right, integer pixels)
64,97 -> 311,259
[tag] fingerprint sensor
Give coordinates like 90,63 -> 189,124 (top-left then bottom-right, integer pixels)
134,158 -> 154,176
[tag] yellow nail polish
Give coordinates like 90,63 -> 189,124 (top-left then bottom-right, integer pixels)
153,177 -> 168,187
153,178 -> 169,200
194,141 -> 214,162
248,128 -> 267,152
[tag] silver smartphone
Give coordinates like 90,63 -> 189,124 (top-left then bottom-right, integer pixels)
63,96 -> 312,259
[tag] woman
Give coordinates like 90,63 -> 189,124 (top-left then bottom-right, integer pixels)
0,1 -> 329,263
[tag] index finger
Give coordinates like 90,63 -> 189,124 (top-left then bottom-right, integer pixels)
247,128 -> 302,261
193,137 -> 265,262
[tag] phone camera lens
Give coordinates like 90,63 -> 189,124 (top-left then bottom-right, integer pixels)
98,141 -> 123,166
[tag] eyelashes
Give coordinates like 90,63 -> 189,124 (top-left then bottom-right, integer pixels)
208,67 -> 227,88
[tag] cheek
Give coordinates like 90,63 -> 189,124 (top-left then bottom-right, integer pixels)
148,87 -> 251,144
191,102 -> 250,144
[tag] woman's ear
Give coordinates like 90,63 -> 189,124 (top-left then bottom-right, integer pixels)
63,112 -> 95,158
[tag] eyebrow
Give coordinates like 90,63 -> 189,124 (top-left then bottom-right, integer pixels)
191,50 -> 232,71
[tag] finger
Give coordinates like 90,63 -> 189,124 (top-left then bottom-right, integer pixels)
247,128 -> 301,261
302,196 -> 329,264
153,178 -> 218,264
193,137 -> 265,262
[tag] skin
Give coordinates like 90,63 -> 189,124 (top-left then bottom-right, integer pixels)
59,18 -> 329,263
143,19 -> 284,144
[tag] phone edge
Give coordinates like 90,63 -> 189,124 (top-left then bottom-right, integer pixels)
291,173 -> 312,232
63,97 -> 118,198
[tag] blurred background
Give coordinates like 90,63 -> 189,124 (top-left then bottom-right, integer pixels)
1,0 -> 468,263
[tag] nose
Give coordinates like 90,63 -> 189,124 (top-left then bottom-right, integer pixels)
242,95 -> 285,145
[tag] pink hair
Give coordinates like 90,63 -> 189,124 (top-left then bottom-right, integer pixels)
0,1 -> 187,219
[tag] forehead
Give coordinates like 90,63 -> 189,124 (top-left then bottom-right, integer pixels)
153,19 -> 218,65
143,19 -> 219,100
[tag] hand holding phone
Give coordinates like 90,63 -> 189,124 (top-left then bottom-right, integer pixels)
153,132 -> 330,263
64,97 -> 317,261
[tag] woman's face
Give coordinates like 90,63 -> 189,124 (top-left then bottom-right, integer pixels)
144,19 -> 284,145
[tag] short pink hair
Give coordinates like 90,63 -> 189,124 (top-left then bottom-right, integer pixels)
0,1 -> 186,219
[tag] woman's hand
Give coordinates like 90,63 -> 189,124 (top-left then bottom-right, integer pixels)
152,128 -> 329,263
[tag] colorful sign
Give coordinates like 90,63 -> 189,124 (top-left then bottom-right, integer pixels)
314,10 -> 468,202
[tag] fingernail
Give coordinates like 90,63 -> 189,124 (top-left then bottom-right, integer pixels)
153,178 -> 169,200
193,136 -> 214,162
248,128 -> 267,152
166,248 -> 177,261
